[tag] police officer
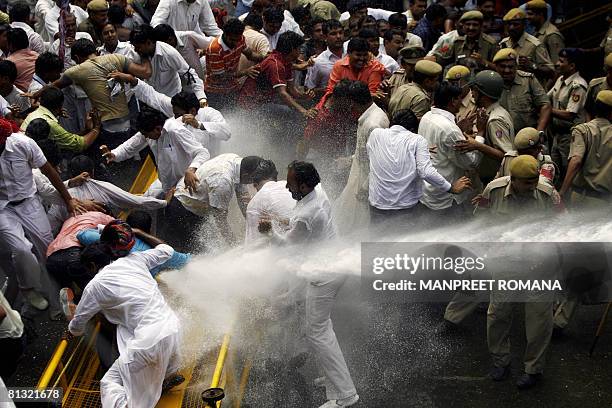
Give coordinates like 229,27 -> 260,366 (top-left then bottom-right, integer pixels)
548,48 -> 588,181
585,53 -> 612,120
386,46 -> 426,97
494,48 -> 551,132
499,8 -> 554,81
559,90 -> 612,208
525,0 -> 565,64
431,11 -> 498,70
455,70 -> 514,183
495,127 -> 556,184
388,60 -> 442,119
445,65 -> 475,125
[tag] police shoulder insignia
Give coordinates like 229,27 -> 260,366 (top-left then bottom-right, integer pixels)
572,93 -> 580,102
496,129 -> 503,138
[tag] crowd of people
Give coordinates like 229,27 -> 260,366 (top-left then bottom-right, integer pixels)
0,0 -> 611,406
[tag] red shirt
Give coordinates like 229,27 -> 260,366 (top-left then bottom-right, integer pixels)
304,104 -> 357,157
238,50 -> 293,109
317,55 -> 386,109
205,36 -> 246,94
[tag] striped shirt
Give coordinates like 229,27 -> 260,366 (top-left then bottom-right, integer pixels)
205,36 -> 246,94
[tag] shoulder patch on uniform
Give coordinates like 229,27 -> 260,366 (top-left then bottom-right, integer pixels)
572,93 -> 580,102
536,180 -> 554,196
495,129 -> 503,138
525,34 -> 541,46
516,70 -> 534,78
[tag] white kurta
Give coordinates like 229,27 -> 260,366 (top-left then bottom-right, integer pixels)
132,78 -> 230,156
333,103 -> 389,234
69,244 -> 181,408
150,0 -> 222,36
42,4 -> 87,43
244,180 -> 295,245
112,118 -> 210,193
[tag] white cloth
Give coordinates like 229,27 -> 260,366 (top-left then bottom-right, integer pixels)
148,41 -> 206,100
69,244 -> 181,408
174,153 -> 241,214
339,8 -> 394,22
283,9 -> 304,36
0,291 -> 23,339
334,103 -> 389,234
43,4 -> 87,43
0,133 -> 47,209
418,108 -> 482,210
49,32 -> 93,70
0,95 -> 10,116
367,125 -> 451,210
375,52 -> 400,74
34,0 -> 54,41
176,31 -> 213,79
132,78 -> 230,155
150,0 -> 222,36
97,41 -> 139,61
10,22 -> 47,54
289,184 -> 336,243
33,168 -> 67,208
304,48 -> 343,90
3,86 -> 30,114
47,179 -> 168,232
245,180 -> 295,245
112,118 -> 210,193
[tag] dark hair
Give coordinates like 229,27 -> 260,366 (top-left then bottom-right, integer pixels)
425,4 -> 447,21
152,23 -> 176,43
361,15 -> 376,27
35,52 -> 64,76
130,24 -> 155,45
276,31 -> 304,54
390,110 -> 418,132
252,159 -> 278,183
290,6 -> 311,26
171,91 -> 199,114
69,155 -> 95,178
288,160 -> 320,188
433,81 -> 462,108
383,28 -> 404,42
347,37 -> 369,53
244,13 -> 264,30
262,7 -> 284,24
349,80 -> 371,105
71,38 -> 97,60
0,24 -> 10,35
476,0 -> 494,5
26,119 -> 51,141
40,86 -> 65,111
137,108 -> 166,132
223,18 -> 246,35
0,60 -> 17,82
413,70 -> 431,84
240,155 -> 264,180
322,19 -> 343,35
80,243 -> 115,270
593,99 -> 612,118
358,28 -> 378,40
347,0 -> 368,13
126,211 -> 153,233
388,13 -> 407,29
7,27 -> 29,51
36,139 -> 61,166
332,79 -> 354,99
9,2 -> 30,22
107,4 -> 126,25
559,48 -> 581,66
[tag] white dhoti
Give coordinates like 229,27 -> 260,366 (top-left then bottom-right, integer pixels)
100,332 -> 181,408
306,275 -> 356,401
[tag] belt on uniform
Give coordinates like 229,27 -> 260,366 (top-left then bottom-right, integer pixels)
7,197 -> 27,206
572,187 -> 612,200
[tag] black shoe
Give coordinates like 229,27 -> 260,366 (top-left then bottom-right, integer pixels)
489,365 -> 510,381
162,374 -> 185,393
516,373 -> 541,390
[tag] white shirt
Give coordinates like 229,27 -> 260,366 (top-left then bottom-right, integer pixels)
0,287 -> 24,339
375,52 -> 400,74
304,48 -> 343,89
97,41 -> 138,61
339,8 -> 395,22
283,9 -> 304,36
176,31 -> 213,79
34,0 -> 54,41
3,86 -> 30,113
50,32 -> 93,69
112,118 -> 210,192
245,180 -> 295,244
418,108 -> 482,210
69,244 -> 180,353
150,0 -> 222,36
174,153 -> 242,214
148,41 -> 206,100
132,78 -> 230,155
0,133 -> 46,209
367,125 -> 451,210
10,22 -> 47,54
43,4 -> 88,43
286,184 -> 336,243
0,95 -> 11,116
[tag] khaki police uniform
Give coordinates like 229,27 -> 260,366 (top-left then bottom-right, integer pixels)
499,70 -> 549,131
533,20 -> 565,63
496,151 -> 554,179
457,91 -> 476,124
585,77 -> 611,118
548,72 -> 588,175
387,69 -> 411,97
499,32 -> 554,75
477,102 -> 515,181
443,33 -> 498,68
388,82 -> 431,119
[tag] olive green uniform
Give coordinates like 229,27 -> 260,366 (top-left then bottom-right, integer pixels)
478,102 -> 515,181
548,72 -> 588,176
585,77 -> 611,118
498,70 -> 549,131
434,33 -> 498,68
499,32 -> 554,75
387,68 -> 411,98
388,82 -> 431,119
496,151 -> 554,180
533,20 -> 565,64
